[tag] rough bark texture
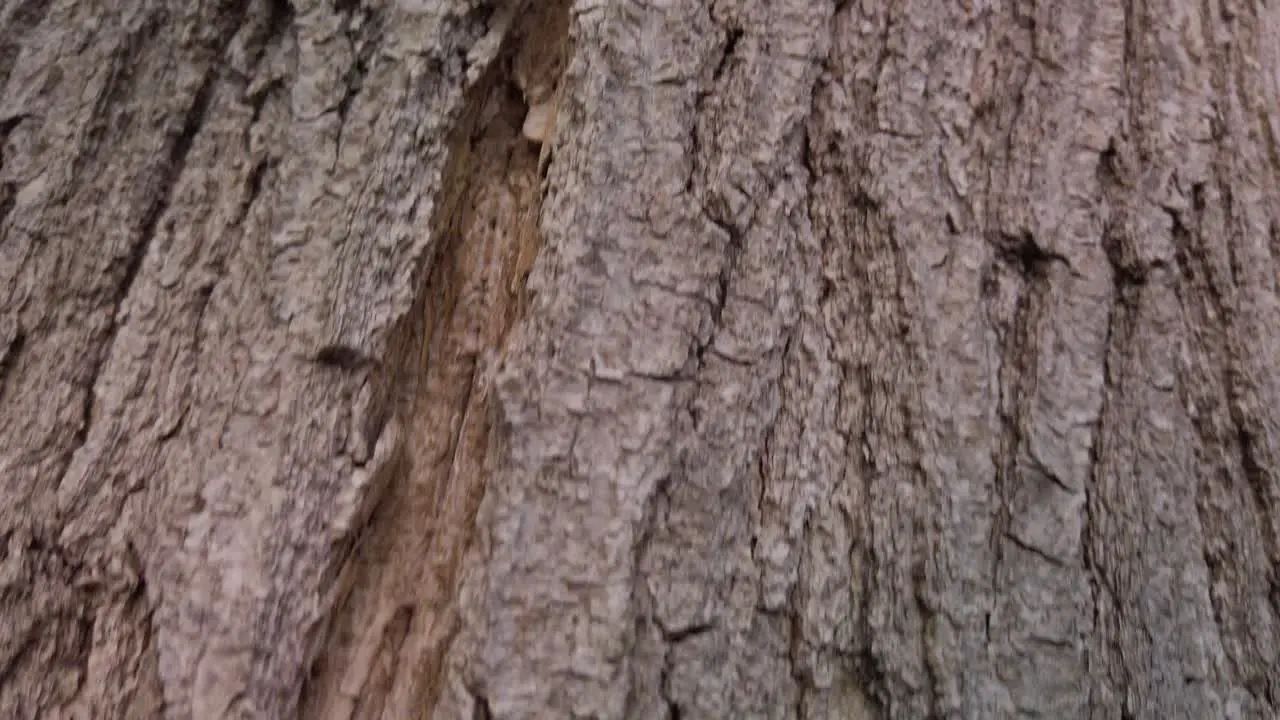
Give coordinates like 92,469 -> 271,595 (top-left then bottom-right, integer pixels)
3,0 -> 1280,718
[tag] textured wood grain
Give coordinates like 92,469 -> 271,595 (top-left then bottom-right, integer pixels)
0,0 -> 516,715
2,0 -> 1279,718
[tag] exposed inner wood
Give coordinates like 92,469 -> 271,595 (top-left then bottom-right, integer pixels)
298,3 -> 570,717
2,0 -> 1279,716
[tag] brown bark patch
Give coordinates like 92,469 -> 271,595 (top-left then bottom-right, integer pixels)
298,3 -> 571,717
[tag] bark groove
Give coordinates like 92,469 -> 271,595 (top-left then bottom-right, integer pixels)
1,0 -> 1279,719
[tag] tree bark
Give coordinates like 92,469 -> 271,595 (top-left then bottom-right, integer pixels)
3,0 -> 1280,717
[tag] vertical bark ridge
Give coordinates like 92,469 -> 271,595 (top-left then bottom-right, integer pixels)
0,0 -> 260,714
1082,0 -> 1280,715
639,0 -> 837,716
1,0 -> 521,716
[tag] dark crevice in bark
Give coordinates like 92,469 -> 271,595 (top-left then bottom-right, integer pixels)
0,328 -> 24,402
852,649 -> 891,716
800,32 -> 895,704
69,612 -> 95,690
229,4 -> 290,245
661,669 -> 681,720
646,26 -> 751,681
236,0 -> 294,76
1083,231 -> 1134,706
1004,529 -> 1066,567
1234,420 -> 1272,522
657,639 -> 688,720
711,28 -> 742,81
1269,221 -> 1280,277
1169,193 -> 1272,533
232,155 -> 275,229
331,4 -> 381,160
298,1 -> 572,713
313,343 -> 376,371
1198,180 -> 1280,575
2,9 -> 269,709
0,622 -> 38,686
0,533 -> 80,680
1165,132 -> 1280,705
642,7 -> 833,712
990,265 -> 1040,579
754,325 -> 797,547
1085,0 -> 1151,695
238,11 -> 291,127
0,0 -> 54,97
1219,184 -> 1243,288
60,44 -> 223,491
97,61 -> 218,372
697,217 -> 742,367
914,566 -> 943,720
849,203 -> 934,713
849,221 -> 887,710
989,230 -> 1073,279
265,0 -> 295,43
685,22 -> 746,350
67,13 -> 165,191
0,113 -> 28,229
0,180 -> 14,235
782,519 -> 808,720
138,69 -> 219,256
660,621 -> 714,644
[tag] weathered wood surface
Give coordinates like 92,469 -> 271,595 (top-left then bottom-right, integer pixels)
2,0 -> 1279,718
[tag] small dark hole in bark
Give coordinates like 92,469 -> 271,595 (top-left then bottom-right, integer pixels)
991,230 -> 1067,279
0,327 -> 25,400
0,327 -> 22,361
664,622 -> 714,643
267,0 -> 295,35
314,344 -> 370,370
979,262 -> 1001,298
850,188 -> 879,211
464,0 -> 498,32
1097,136 -> 1122,187
1191,182 -> 1206,213
723,28 -> 743,55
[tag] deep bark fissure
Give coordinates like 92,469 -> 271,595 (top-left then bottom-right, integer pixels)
66,12 -> 161,192
825,191 -> 887,712
3,0 -> 1280,716
229,0 -> 293,231
0,327 -> 24,399
0,112 -> 28,230
687,23 -> 746,348
330,5 -> 380,164
1084,211 -> 1135,699
54,9 -> 238,516
1195,13 -> 1280,659
1170,195 -> 1272,539
296,2 -> 571,714
0,0 -> 52,94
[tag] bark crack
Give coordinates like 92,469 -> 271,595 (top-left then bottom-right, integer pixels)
330,4 -> 380,168
296,2 -> 572,714
58,18 -> 228,497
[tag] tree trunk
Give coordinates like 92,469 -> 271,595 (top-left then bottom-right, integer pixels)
3,0 -> 1280,717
